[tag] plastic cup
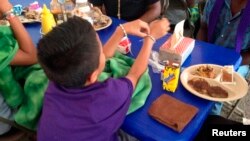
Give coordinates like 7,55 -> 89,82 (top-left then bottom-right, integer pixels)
117,36 -> 131,54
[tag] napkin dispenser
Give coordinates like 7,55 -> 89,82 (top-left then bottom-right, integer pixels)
159,20 -> 195,65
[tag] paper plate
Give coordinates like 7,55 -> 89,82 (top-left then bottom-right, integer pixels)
180,64 -> 248,102
0,16 -> 40,26
93,15 -> 112,31
18,15 -> 40,23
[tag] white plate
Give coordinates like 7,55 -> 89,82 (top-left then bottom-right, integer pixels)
93,15 -> 112,31
18,15 -> 40,23
0,16 -> 40,26
180,64 -> 248,102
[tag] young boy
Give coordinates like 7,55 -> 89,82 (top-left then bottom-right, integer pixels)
0,0 -> 48,134
197,0 -> 250,115
37,16 -> 169,140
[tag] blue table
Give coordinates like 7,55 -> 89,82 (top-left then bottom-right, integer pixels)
97,19 -> 242,141
10,0 -> 242,140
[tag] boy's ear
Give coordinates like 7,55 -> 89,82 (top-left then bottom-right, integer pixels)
88,69 -> 99,83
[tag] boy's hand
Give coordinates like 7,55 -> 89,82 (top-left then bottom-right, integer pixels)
121,20 -> 150,37
149,18 -> 170,39
0,0 -> 12,17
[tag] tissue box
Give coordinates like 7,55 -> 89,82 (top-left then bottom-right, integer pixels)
159,36 -> 195,65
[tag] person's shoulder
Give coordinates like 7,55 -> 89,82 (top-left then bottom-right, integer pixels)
105,77 -> 133,88
44,81 -> 63,95
104,77 -> 133,94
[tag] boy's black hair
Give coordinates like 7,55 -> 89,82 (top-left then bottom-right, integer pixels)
37,16 -> 100,88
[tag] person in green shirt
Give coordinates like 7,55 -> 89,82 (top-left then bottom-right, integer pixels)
0,0 -> 47,134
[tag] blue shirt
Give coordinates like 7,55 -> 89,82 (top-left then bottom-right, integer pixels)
202,0 -> 250,50
38,77 -> 133,141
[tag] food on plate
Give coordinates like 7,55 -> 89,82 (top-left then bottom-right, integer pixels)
24,10 -> 40,20
221,65 -> 234,83
188,78 -> 228,98
73,6 -> 110,30
207,86 -> 228,98
94,15 -> 110,29
0,20 -> 9,26
188,77 -> 210,94
92,7 -> 102,21
22,6 -> 41,20
193,65 -> 216,78
91,7 -> 110,29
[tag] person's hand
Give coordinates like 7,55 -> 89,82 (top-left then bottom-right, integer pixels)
120,19 -> 150,37
149,18 -> 170,40
0,0 -> 12,17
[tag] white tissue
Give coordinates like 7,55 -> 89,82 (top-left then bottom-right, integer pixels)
148,51 -> 164,73
170,20 -> 185,49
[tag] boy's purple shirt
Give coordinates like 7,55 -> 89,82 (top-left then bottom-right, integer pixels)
37,77 -> 133,141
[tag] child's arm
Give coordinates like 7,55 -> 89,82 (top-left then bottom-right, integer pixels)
187,0 -> 196,8
126,18 -> 170,89
0,0 -> 37,66
241,50 -> 250,65
139,1 -> 161,23
197,21 -> 208,42
103,20 -> 150,59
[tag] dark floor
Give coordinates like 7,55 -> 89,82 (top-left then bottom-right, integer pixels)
0,128 -> 31,141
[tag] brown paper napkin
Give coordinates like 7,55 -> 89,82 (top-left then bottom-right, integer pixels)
148,94 -> 199,132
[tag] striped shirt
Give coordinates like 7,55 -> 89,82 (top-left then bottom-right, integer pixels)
202,0 -> 250,51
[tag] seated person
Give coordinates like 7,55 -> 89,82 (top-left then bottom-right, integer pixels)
89,0 -> 161,22
0,0 -> 48,134
187,0 -> 200,24
161,0 -> 196,37
37,16 -> 170,140
0,94 -> 11,135
187,0 -> 202,37
197,0 -> 250,115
